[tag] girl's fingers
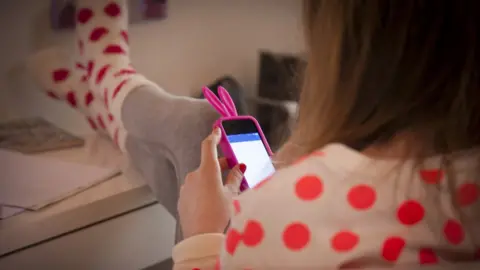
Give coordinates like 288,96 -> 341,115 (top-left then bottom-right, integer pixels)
224,163 -> 246,194
200,128 -> 222,169
218,157 -> 229,170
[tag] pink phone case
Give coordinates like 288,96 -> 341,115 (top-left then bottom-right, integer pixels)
202,86 -> 273,191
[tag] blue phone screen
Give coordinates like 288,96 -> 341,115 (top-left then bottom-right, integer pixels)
226,132 -> 275,187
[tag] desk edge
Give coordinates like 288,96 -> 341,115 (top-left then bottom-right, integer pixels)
0,186 -> 157,257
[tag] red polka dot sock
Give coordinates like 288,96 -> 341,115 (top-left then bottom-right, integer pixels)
75,0 -> 161,130
72,1 -> 222,244
27,47 -> 128,150
27,48 -> 92,116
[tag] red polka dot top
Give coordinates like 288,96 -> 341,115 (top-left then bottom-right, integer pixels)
172,144 -> 480,269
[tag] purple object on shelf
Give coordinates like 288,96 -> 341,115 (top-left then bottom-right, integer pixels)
50,0 -> 76,30
142,0 -> 168,20
50,0 -> 168,31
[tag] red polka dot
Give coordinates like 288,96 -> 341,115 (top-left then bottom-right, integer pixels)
87,117 -> 97,130
113,128 -> 120,146
225,229 -> 242,255
419,169 -> 443,184
242,220 -> 264,247
86,60 -> 95,78
114,69 -> 136,77
97,114 -> 106,129
46,91 -> 59,100
253,176 -> 271,190
90,27 -> 109,42
419,248 -> 438,265
331,231 -> 359,252
443,219 -> 464,245
104,2 -> 121,17
78,39 -> 84,55
192,268 -> 200,270
108,114 -> 114,122
75,62 -> 85,70
96,64 -> 111,85
382,237 -> 406,262
347,185 -> 376,210
233,200 -> 241,215
77,8 -> 93,24
457,183 -> 479,207
104,44 -> 126,55
282,222 -> 310,251
52,68 -> 70,83
66,91 -> 77,107
295,175 -> 323,201
85,91 -> 94,106
104,88 -> 109,108
112,79 -> 129,98
397,200 -> 424,226
121,30 -> 129,44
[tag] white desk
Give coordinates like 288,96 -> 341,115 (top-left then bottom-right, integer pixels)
0,135 -> 175,269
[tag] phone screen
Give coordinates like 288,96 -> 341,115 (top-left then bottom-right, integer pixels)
223,119 -> 275,188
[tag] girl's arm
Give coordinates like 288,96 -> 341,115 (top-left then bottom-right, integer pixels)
172,135 -> 323,269
172,173 -> 279,269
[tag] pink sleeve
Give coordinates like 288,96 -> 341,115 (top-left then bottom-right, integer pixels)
218,159 -> 350,269
175,149 -> 472,268
172,233 -> 223,270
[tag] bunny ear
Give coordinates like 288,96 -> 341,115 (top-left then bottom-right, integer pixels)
202,86 -> 229,117
218,86 -> 238,116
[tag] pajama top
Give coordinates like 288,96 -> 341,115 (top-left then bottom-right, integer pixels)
173,143 -> 480,269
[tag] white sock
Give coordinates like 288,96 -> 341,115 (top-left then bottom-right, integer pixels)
27,47 -> 127,150
75,0 -> 161,129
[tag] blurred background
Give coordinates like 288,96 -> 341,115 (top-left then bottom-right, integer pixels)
0,0 -> 304,149
0,1 -> 304,269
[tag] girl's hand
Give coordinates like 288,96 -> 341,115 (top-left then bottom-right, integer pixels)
178,128 -> 246,239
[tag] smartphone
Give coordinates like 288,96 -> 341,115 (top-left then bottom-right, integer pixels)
218,116 -> 275,190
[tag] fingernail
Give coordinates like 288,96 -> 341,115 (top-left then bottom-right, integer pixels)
239,163 -> 247,173
213,127 -> 221,135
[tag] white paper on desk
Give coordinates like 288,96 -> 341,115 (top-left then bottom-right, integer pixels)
0,149 -> 120,211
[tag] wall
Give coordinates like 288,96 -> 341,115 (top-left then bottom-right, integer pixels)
0,0 -> 304,135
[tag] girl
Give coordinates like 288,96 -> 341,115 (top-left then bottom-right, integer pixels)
175,0 -> 480,268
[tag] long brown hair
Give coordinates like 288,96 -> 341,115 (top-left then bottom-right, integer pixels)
291,0 -> 480,159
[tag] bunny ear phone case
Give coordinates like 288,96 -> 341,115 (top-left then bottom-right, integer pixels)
202,86 -> 274,191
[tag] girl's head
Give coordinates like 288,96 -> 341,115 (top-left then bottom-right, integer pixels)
292,0 -> 480,158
